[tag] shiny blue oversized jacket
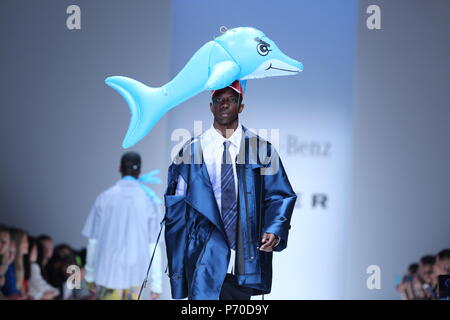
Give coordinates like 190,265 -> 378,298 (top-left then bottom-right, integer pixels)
164,126 -> 297,300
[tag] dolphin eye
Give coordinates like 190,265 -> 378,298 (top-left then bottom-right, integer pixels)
257,43 -> 270,56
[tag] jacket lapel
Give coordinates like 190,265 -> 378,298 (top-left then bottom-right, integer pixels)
238,125 -> 270,169
174,126 -> 268,241
182,138 -> 227,238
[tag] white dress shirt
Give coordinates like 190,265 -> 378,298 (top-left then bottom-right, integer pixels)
175,122 -> 242,274
82,178 -> 163,292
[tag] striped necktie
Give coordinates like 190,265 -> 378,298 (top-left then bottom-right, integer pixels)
221,140 -> 237,249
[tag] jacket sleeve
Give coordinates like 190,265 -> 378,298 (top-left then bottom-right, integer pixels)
164,163 -> 188,299
261,147 -> 297,252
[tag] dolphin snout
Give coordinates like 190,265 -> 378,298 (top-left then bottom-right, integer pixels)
295,61 -> 304,72
265,58 -> 303,75
286,57 -> 304,72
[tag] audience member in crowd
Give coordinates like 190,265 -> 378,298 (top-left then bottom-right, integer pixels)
0,225 -> 11,299
415,255 -> 437,299
1,235 -> 18,298
46,244 -> 77,300
12,228 -> 29,296
37,234 -> 53,281
69,248 -> 95,300
0,225 -> 10,260
398,249 -> 450,300
433,249 -> 450,299
435,249 -> 450,276
26,237 -> 59,300
2,228 -> 28,299
397,263 -> 418,300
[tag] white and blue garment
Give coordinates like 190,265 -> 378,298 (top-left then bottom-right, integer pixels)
82,173 -> 163,292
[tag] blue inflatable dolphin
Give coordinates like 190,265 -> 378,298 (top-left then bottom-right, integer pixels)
105,26 -> 303,148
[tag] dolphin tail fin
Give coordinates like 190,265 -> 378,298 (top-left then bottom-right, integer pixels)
105,76 -> 167,148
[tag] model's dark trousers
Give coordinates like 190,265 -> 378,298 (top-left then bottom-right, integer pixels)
219,274 -> 253,300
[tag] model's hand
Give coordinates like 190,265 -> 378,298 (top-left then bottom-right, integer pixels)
150,292 -> 161,300
258,233 -> 278,252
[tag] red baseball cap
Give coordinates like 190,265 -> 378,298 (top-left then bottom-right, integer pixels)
211,80 -> 244,98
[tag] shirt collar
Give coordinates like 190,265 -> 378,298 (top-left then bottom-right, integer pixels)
206,121 -> 242,149
122,175 -> 138,181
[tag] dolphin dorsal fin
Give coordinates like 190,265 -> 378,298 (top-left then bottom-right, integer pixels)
205,61 -> 240,90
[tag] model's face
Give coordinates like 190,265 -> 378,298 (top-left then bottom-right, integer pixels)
210,87 -> 244,126
0,232 -> 10,255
